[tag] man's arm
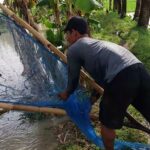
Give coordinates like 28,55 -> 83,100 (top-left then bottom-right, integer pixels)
58,50 -> 82,100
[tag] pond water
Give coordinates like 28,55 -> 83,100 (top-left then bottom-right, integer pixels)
0,111 -> 67,150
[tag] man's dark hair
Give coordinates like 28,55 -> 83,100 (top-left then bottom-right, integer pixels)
64,16 -> 88,34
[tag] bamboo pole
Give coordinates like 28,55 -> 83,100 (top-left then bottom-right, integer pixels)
0,3 -> 104,95
1,4 -> 150,135
0,102 -> 66,115
0,4 -> 103,115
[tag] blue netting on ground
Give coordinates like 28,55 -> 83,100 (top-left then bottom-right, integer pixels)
0,13 -> 150,149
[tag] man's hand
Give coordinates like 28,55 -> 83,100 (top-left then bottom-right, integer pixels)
58,91 -> 69,101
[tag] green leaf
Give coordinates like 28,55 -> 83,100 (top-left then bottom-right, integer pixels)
37,0 -> 53,7
43,20 -> 56,28
46,29 -> 55,43
37,0 -> 49,6
75,0 -> 102,13
92,0 -> 103,8
55,31 -> 63,46
88,18 -> 100,24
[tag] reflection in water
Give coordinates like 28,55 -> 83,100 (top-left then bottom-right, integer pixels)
0,111 -> 61,150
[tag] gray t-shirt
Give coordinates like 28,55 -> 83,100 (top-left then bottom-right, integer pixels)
66,37 -> 141,94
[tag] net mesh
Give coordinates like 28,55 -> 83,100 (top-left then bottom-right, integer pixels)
0,13 -> 150,149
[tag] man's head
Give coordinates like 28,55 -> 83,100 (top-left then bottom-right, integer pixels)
64,16 -> 89,44
64,16 -> 88,34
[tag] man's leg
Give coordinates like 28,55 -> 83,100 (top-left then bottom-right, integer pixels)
132,65 -> 150,123
99,64 -> 141,149
101,124 -> 116,150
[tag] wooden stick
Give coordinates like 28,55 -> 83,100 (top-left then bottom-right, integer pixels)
0,102 -> 66,115
0,3 -> 104,95
0,4 -> 103,115
125,112 -> 150,134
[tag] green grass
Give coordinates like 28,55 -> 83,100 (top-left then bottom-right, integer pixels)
127,0 -> 136,12
130,27 -> 150,70
101,0 -> 136,12
90,11 -> 137,43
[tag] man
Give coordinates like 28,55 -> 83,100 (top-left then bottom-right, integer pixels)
58,16 -> 150,150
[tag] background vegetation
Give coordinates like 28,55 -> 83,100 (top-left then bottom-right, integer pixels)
1,0 -> 150,149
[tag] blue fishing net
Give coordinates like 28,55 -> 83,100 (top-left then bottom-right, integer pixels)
0,13 -> 150,149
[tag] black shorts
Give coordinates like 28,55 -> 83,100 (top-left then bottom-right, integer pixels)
99,63 -> 150,129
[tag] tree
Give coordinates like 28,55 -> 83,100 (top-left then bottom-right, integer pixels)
138,0 -> 150,28
109,0 -> 112,11
118,0 -> 122,14
113,0 -> 118,11
53,0 -> 62,26
3,0 -> 39,30
120,0 -> 126,18
118,0 -> 126,18
133,0 -> 141,21
113,0 -> 126,18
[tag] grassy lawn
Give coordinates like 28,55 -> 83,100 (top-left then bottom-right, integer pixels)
127,0 -> 136,12
102,0 -> 136,12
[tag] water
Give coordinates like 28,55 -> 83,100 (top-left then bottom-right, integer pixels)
0,111 -> 63,150
0,16 -> 66,150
